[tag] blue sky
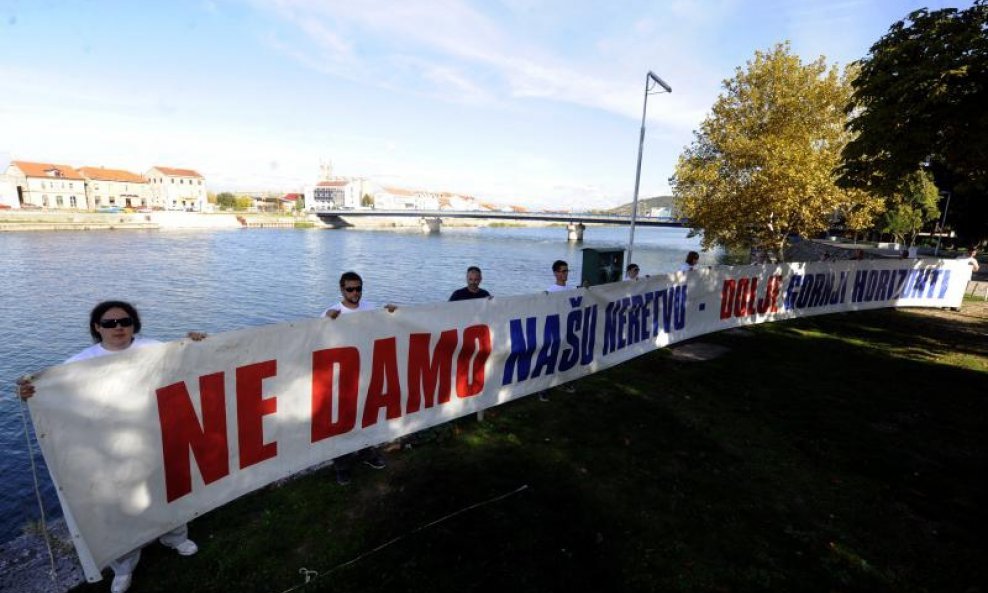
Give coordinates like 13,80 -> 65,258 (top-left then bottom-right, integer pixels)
0,1 -> 971,210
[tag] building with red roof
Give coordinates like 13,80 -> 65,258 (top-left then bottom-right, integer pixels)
146,166 -> 207,211
3,161 -> 87,209
77,166 -> 151,209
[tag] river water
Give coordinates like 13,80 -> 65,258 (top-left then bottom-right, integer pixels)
0,225 -> 714,542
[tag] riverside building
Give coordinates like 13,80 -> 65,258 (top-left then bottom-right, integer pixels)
2,160 -> 209,211
146,166 -> 207,211
2,161 -> 87,209
77,166 -> 151,210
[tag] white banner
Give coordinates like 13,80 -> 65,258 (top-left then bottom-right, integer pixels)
27,259 -> 970,581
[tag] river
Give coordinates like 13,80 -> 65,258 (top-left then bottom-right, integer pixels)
0,225 -> 714,542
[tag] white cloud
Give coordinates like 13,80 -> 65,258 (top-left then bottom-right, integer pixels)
2,1 -> 926,209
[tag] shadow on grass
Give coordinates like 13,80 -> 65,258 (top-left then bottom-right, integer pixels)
71,309 -> 986,593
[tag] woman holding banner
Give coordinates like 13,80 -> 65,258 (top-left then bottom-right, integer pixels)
17,300 -> 205,593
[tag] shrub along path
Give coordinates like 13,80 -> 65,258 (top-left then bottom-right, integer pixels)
62,302 -> 987,593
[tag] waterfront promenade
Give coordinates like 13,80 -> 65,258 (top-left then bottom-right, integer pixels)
0,210 -> 246,231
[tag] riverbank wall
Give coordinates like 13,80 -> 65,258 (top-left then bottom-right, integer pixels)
0,211 -> 555,232
0,210 -> 262,231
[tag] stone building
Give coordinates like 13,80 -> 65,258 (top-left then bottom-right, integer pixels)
2,161 -> 87,209
77,166 -> 151,209
146,166 -> 207,211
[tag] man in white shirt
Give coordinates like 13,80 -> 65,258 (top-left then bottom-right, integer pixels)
540,260 -> 576,401
546,259 -> 575,292
323,271 -> 396,318
323,271 -> 396,483
956,248 -> 980,273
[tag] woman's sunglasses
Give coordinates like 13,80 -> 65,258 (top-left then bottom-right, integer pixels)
99,317 -> 134,329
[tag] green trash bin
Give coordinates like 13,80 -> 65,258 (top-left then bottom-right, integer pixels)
581,247 -> 625,286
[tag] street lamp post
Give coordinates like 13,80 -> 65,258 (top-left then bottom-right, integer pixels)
934,190 -> 952,256
627,71 -> 672,267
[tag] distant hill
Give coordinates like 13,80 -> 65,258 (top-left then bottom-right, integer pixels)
602,195 -> 678,217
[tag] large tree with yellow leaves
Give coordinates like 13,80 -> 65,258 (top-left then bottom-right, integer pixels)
672,43 -> 884,260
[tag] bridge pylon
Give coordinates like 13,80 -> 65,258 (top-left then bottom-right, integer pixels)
567,222 -> 585,242
420,217 -> 442,234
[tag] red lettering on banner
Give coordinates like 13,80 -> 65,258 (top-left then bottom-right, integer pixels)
156,373 -> 230,503
720,279 -> 736,319
456,324 -> 491,397
363,337 -> 403,428
311,347 -> 360,443
236,360 -> 278,470
407,330 -> 457,413
733,277 -> 750,317
757,276 -> 781,314
721,275 -> 782,320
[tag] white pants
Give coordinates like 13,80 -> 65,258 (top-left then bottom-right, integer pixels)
109,524 -> 188,577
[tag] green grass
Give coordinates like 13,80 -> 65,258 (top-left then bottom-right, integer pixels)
71,308 -> 988,593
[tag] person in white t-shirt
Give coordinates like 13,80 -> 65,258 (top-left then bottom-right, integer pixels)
539,260 -> 577,401
546,259 -> 575,293
17,300 -> 205,593
323,271 -> 396,484
957,247 -> 980,273
678,251 -> 700,272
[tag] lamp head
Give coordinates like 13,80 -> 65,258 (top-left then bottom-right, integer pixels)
647,71 -> 672,93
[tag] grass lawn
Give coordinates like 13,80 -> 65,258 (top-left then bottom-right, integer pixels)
72,306 -> 987,593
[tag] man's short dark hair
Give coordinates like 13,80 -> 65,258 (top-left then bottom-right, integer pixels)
467,266 -> 482,274
552,260 -> 568,272
339,271 -> 362,288
626,263 -> 639,272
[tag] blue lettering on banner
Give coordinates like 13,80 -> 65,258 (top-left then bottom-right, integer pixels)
502,300 -> 598,386
602,284 -> 687,357
850,268 -> 952,303
784,272 -> 848,311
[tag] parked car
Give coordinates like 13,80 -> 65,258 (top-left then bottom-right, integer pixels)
97,206 -> 123,213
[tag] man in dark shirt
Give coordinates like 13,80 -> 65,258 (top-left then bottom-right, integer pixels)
449,266 -> 491,301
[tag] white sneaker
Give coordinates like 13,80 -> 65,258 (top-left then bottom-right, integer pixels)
163,538 -> 199,556
110,574 -> 132,593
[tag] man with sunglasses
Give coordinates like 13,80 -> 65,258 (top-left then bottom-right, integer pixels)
323,271 -> 395,318
538,261 -> 577,401
323,271 -> 396,483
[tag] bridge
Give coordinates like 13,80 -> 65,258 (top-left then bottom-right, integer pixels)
313,209 -> 688,241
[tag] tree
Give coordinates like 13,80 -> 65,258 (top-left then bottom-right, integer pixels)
216,192 -> 236,210
234,196 -> 254,210
671,43 -> 884,259
840,2 -> 988,245
879,170 -> 940,246
361,193 -> 374,207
